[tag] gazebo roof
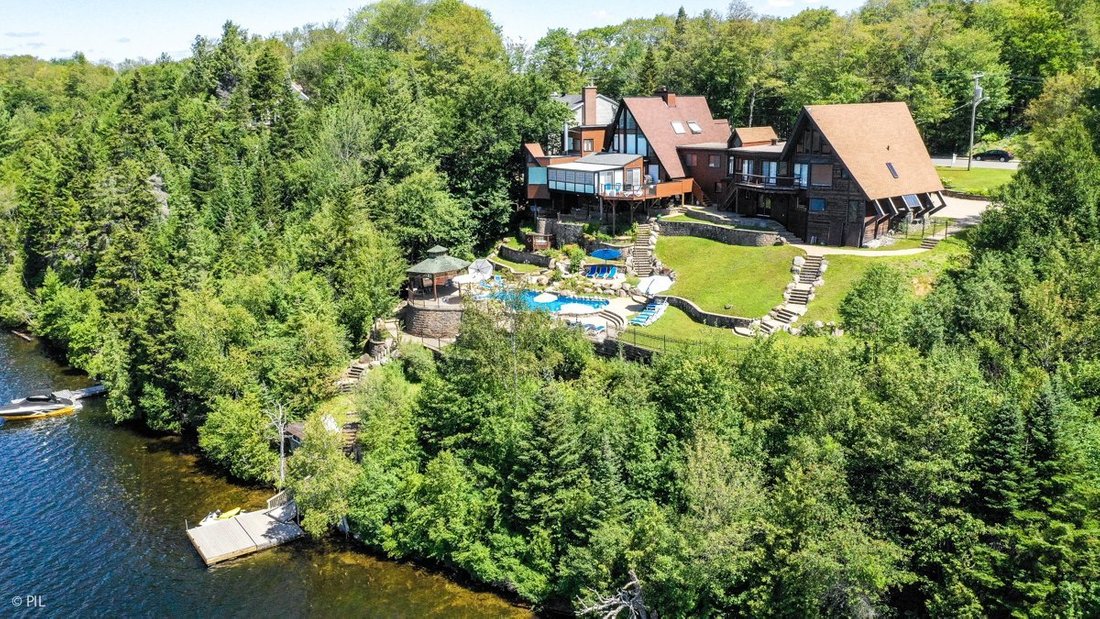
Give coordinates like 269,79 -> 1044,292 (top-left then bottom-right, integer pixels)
407,246 -> 471,275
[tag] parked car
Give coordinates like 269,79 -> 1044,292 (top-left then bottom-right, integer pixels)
973,149 -> 1013,162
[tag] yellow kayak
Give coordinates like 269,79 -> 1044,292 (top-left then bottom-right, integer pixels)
218,508 -> 242,519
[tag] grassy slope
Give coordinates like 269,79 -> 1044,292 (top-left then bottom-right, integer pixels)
801,235 -> 970,324
657,237 -> 802,317
936,166 -> 1016,196
493,255 -> 544,273
624,306 -> 833,351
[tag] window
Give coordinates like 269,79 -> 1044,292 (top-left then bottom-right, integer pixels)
886,162 -> 899,178
762,161 -> 778,184
810,198 -> 827,213
716,181 -> 726,194
793,163 -> 809,187
528,167 -> 547,185
709,154 -> 720,168
902,194 -> 922,209
811,164 -> 833,187
583,139 -> 594,152
687,121 -> 703,134
671,121 -> 686,134
684,153 -> 697,167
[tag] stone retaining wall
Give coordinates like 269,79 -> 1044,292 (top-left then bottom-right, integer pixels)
942,189 -> 989,201
498,245 -> 552,268
549,221 -> 586,247
594,338 -> 655,363
403,302 -> 464,338
659,295 -> 752,329
657,220 -> 779,247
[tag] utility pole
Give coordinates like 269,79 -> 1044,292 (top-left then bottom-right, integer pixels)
967,73 -> 984,172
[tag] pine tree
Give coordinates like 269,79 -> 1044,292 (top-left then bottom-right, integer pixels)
973,401 -> 1033,524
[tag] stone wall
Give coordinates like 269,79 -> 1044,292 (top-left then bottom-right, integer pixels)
660,295 -> 753,328
404,302 -> 464,338
657,220 -> 780,247
498,245 -> 552,268
549,220 -> 586,247
594,338 -> 655,363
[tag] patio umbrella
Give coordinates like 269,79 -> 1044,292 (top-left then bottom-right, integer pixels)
590,248 -> 622,260
469,259 -> 494,281
532,292 -> 558,304
557,302 -> 599,315
637,275 -> 673,295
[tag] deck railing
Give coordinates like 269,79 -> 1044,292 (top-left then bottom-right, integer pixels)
733,172 -> 804,190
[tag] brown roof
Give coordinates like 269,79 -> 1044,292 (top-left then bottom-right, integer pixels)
731,126 -> 778,147
620,95 -> 731,179
523,143 -> 545,159
792,102 -> 943,201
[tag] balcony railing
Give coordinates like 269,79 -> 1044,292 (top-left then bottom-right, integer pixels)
733,172 -> 804,191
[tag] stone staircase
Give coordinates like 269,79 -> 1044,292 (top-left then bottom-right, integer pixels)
755,255 -> 826,336
631,223 -> 656,276
341,411 -> 361,459
597,309 -> 627,336
336,360 -> 371,393
919,237 -> 941,250
798,255 -> 824,284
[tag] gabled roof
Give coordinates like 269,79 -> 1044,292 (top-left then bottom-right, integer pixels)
554,93 -> 619,126
619,95 -> 731,179
730,126 -> 778,147
783,102 -> 943,201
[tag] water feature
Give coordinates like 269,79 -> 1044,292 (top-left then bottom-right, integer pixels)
0,335 -> 529,617
495,290 -> 609,314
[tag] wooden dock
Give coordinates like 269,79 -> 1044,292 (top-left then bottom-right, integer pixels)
186,499 -> 305,566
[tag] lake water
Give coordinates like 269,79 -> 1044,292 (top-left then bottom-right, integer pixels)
0,335 -> 529,617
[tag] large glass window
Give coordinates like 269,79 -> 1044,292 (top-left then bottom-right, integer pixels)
528,167 -> 547,185
811,164 -> 833,187
810,198 -> 827,212
903,194 -> 922,209
762,161 -> 777,184
709,154 -> 720,168
637,136 -> 648,156
794,163 -> 809,187
684,153 -> 697,167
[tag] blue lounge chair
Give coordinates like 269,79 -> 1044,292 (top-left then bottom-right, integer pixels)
607,266 -> 618,278
585,265 -> 598,277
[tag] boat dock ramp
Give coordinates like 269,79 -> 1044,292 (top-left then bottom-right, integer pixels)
186,493 -> 305,566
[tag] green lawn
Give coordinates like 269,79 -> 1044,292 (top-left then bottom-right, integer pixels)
624,306 -> 834,351
936,166 -> 1016,196
657,237 -> 802,317
801,235 -> 970,324
492,255 -> 544,274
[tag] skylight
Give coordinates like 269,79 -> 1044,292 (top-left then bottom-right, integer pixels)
671,121 -> 685,134
886,162 -> 899,178
687,121 -> 703,134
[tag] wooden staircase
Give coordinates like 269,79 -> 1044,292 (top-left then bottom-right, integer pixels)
341,412 -> 361,459
690,180 -> 713,208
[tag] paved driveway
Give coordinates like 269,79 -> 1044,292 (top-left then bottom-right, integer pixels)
932,156 -> 1020,170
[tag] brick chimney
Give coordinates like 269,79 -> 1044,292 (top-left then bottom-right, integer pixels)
582,83 -> 598,126
655,86 -> 676,108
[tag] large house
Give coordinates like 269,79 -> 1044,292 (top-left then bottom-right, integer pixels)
727,102 -> 946,246
524,92 -> 945,247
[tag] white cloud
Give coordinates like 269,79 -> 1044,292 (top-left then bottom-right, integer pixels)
5,31 -> 42,38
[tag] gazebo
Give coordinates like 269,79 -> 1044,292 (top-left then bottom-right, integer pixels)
406,246 -> 471,301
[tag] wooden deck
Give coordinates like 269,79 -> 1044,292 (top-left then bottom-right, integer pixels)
186,501 -> 305,566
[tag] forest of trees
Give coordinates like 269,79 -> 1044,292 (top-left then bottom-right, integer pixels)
2,0 -> 1100,615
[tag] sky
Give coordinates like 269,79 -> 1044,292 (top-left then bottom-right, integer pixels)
0,0 -> 864,64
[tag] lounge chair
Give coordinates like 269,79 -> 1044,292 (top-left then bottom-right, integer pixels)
607,266 -> 618,278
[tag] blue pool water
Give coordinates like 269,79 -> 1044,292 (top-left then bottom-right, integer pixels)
495,290 -> 609,313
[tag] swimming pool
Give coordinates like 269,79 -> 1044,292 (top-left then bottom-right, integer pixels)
493,290 -> 609,313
